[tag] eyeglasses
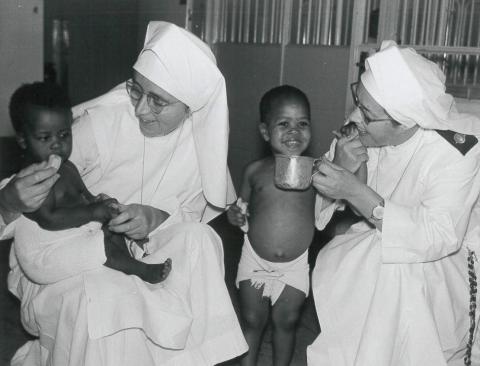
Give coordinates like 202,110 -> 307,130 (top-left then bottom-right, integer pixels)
350,82 -> 392,124
126,79 -> 179,114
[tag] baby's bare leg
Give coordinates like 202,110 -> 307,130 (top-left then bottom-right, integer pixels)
271,285 -> 306,366
238,280 -> 270,366
102,227 -> 172,284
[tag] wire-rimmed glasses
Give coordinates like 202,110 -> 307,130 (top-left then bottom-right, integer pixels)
126,79 -> 180,114
350,82 -> 393,124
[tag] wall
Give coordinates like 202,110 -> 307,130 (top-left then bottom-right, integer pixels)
217,43 -> 350,189
44,0 -> 139,105
217,44 -> 283,186
283,45 -> 350,157
0,0 -> 44,136
137,0 -> 186,48
44,0 -> 188,105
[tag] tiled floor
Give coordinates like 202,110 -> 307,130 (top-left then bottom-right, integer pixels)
0,212 -> 346,366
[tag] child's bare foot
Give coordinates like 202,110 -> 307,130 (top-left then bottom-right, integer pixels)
141,258 -> 172,284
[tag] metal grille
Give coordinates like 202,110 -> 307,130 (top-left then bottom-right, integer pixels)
193,0 -> 355,46
354,0 -> 480,99
421,52 -> 480,98
289,0 -> 354,45
396,0 -> 480,47
393,0 -> 480,98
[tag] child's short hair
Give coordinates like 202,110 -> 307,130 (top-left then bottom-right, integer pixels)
259,85 -> 310,123
9,82 -> 71,133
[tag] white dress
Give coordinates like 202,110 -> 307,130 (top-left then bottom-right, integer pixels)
6,101 -> 247,366
308,129 -> 480,366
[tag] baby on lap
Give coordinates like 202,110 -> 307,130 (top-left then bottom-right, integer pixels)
9,82 -> 171,284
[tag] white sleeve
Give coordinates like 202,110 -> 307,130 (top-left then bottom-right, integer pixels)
14,221 -> 107,285
381,152 -> 480,263
70,112 -> 102,182
314,138 -> 345,230
148,189 -> 207,237
0,214 -> 15,241
315,194 -> 345,230
0,177 -> 17,240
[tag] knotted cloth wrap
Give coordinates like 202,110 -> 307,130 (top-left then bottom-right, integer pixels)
72,21 -> 235,213
361,41 -> 480,135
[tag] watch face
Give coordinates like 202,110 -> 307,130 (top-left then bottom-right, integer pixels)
372,205 -> 384,220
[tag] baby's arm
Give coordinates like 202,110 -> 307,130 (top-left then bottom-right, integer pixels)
25,163 -> 118,231
25,191 -> 117,231
226,163 -> 254,227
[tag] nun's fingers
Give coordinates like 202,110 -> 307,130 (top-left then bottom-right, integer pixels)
118,214 -> 149,239
108,207 -> 130,227
16,160 -> 50,178
317,159 -> 345,174
25,191 -> 52,211
108,204 -> 150,239
5,169 -> 59,213
108,217 -> 134,234
358,152 -> 369,162
333,138 -> 366,173
311,173 -> 338,197
313,160 -> 360,200
123,219 -> 148,240
16,166 -> 59,189
352,146 -> 369,161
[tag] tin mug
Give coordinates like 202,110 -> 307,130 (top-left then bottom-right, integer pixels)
274,155 -> 321,190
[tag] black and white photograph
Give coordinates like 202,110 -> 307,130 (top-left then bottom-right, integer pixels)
1,1 -> 480,365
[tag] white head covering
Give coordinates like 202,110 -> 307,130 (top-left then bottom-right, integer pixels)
361,41 -> 480,135
73,21 -> 235,211
133,21 -> 233,209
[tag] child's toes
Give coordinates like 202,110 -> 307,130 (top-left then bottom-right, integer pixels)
161,259 -> 172,278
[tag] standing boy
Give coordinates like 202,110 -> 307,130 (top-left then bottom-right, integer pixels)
228,85 -> 315,366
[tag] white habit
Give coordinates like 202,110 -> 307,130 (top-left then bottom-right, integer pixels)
308,41 -> 480,366
5,21 -> 247,366
308,129 -> 480,365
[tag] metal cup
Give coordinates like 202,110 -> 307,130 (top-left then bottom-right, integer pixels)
274,155 -> 320,190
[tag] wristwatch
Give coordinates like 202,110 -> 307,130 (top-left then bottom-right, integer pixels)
370,199 -> 385,221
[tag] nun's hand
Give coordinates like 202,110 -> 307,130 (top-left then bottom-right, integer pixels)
107,203 -> 169,240
338,121 -> 359,139
332,132 -> 368,174
0,162 -> 60,222
312,159 -> 364,200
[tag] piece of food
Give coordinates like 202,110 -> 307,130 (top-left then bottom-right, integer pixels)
47,154 -> 62,171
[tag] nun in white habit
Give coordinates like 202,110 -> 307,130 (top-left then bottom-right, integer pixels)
6,21 -> 247,366
308,41 -> 480,366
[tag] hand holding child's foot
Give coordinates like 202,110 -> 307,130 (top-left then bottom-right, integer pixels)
91,199 -> 121,223
94,193 -> 120,217
142,258 -> 172,284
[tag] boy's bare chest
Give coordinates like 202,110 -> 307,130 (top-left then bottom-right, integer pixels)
250,167 -> 314,206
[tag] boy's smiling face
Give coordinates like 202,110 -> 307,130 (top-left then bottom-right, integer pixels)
17,106 -> 73,164
259,97 -> 311,156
